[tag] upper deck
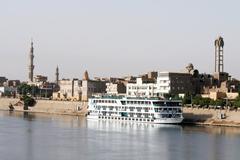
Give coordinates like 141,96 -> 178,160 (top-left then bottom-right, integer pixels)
89,95 -> 182,107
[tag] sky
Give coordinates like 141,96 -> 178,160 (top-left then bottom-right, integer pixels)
0,0 -> 240,81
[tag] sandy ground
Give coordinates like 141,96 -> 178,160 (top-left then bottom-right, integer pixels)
183,107 -> 240,127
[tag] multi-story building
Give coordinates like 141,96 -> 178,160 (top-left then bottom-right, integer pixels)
127,71 -> 194,98
157,71 -> 194,95
127,78 -> 157,97
106,82 -> 126,95
81,79 -> 107,101
52,70 -> 108,101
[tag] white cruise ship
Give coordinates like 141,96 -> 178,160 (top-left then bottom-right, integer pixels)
87,96 -> 184,124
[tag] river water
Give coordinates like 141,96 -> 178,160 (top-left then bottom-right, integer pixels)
0,111 -> 240,160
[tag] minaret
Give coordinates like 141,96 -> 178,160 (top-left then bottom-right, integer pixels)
28,41 -> 34,82
83,70 -> 89,81
55,65 -> 59,84
214,36 -> 224,73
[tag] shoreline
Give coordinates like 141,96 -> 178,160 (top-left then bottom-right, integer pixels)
1,108 -> 240,127
182,119 -> 240,127
1,97 -> 240,127
0,108 -> 86,116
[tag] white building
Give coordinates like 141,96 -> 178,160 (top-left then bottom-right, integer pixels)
156,72 -> 171,94
126,72 -> 193,98
127,78 -> 158,97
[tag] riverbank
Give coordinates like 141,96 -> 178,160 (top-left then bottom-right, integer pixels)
183,108 -> 240,127
0,98 -> 87,116
1,98 -> 240,127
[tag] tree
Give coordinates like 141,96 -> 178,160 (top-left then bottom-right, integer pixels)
192,95 -> 201,105
18,84 -> 37,110
17,84 -> 39,97
233,96 -> 240,108
215,99 -> 225,107
182,94 -> 191,105
20,95 -> 36,110
209,99 -> 216,106
199,98 -> 210,107
17,84 -> 32,95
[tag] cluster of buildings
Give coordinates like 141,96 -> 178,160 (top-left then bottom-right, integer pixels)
0,36 -> 239,101
0,77 -> 20,97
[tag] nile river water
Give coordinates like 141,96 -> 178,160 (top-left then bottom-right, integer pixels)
0,111 -> 240,160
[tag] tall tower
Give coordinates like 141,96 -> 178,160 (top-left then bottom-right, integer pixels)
28,41 -> 34,82
55,65 -> 59,84
214,36 -> 224,73
83,70 -> 89,81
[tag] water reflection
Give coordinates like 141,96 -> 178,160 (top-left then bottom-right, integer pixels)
0,111 -> 240,160
86,119 -> 183,132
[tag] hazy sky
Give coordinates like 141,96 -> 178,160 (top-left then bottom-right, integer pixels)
1,0 -> 240,81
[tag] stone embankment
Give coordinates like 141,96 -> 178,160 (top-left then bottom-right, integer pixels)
183,107 -> 240,127
0,98 -> 88,116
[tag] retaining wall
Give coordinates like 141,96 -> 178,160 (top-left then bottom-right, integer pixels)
0,98 -> 88,116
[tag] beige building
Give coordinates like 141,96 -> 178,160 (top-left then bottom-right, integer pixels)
52,79 -> 82,101
53,70 -> 107,101
81,79 -> 106,101
34,75 -> 48,83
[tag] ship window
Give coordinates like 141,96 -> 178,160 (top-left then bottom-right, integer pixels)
166,102 -> 181,106
153,102 -> 164,106
121,101 -> 126,105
